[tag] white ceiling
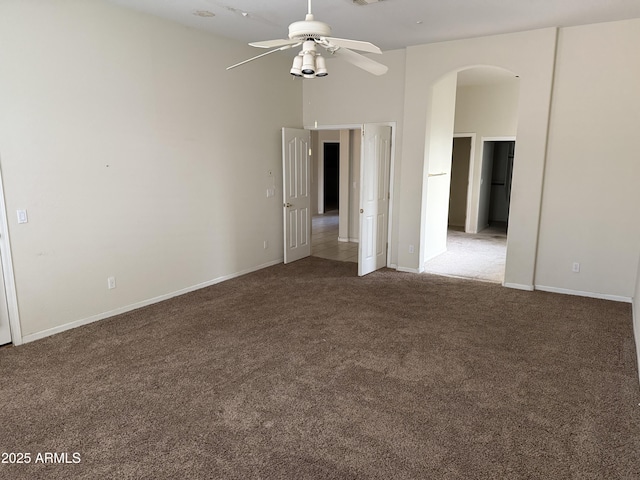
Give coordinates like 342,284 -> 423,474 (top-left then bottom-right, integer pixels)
105,0 -> 640,51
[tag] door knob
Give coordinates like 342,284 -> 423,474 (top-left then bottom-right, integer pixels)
284,203 -> 293,208
360,209 -> 364,213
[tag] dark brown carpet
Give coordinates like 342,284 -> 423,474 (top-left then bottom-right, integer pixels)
0,257 -> 638,479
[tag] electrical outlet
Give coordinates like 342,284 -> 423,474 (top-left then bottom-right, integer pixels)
409,244 -> 415,254
17,209 -> 28,224
263,240 -> 268,249
572,262 -> 580,273
107,276 -> 116,289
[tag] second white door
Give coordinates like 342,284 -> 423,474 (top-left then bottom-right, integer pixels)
358,124 -> 391,276
282,128 -> 312,264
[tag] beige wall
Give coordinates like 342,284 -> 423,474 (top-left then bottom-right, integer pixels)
449,137 -> 471,228
0,0 -> 302,339
454,81 -> 520,135
454,80 -> 520,232
348,130 -> 362,242
535,19 -> 640,300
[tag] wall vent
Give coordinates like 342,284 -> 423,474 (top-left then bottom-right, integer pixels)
353,0 -> 383,5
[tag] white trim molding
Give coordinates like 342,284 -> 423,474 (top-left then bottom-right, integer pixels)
535,285 -> 632,303
0,164 -> 22,345
633,297 -> 640,383
396,266 -> 424,274
503,282 -> 535,291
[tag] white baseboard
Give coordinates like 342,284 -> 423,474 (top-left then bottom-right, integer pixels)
534,285 -> 632,303
338,237 -> 349,243
633,298 -> 640,383
503,282 -> 534,291
21,258 -> 284,344
396,266 -> 423,274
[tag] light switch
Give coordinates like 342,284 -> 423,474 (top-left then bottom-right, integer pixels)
17,209 -> 28,224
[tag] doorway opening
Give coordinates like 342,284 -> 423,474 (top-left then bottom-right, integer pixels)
307,125 -> 393,274
323,142 -> 339,212
482,140 -> 515,232
312,132 -> 358,263
422,66 -> 520,284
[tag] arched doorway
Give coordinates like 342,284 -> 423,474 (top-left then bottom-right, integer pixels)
422,66 -> 521,283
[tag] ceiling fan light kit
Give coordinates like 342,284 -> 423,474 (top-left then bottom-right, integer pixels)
289,40 -> 327,78
227,0 -> 388,78
290,54 -> 304,76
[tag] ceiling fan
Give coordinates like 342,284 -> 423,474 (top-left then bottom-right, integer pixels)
226,0 -> 388,77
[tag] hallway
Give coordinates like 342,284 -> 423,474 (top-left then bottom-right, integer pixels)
311,211 -> 358,263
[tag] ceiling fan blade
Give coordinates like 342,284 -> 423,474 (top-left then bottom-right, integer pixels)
226,44 -> 300,70
322,37 -> 382,54
249,39 -> 300,49
330,47 -> 388,76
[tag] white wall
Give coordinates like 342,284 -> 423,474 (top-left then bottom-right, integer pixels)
535,19 -> 640,300
454,80 -> 520,232
0,0 -> 302,340
423,73 -> 458,261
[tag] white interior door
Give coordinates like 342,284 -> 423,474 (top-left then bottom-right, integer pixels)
0,258 -> 11,345
358,124 -> 391,276
282,128 -> 311,264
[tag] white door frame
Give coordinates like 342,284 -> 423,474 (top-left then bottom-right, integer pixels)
0,164 -> 22,345
306,122 -> 396,270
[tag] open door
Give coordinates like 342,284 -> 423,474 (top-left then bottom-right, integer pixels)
0,258 -> 11,345
282,128 -> 312,264
358,124 -> 391,276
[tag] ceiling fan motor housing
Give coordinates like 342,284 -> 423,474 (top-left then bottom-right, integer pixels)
288,14 -> 332,40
